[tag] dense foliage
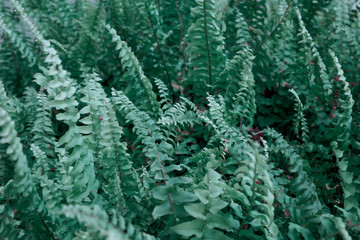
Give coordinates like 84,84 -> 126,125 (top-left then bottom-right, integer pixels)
1,0 -> 360,239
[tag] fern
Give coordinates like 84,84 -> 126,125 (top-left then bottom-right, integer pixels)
172,167 -> 240,240
295,6 -> 332,97
31,91 -> 56,158
111,90 -> 196,226
62,204 -> 157,240
289,88 -> 309,142
184,0 -> 226,97
329,50 -> 358,214
0,0 -> 359,239
0,17 -> 38,67
106,23 -> 161,115
0,106 -> 58,239
227,47 -> 256,127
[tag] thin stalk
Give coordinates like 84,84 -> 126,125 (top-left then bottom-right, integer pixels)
202,0 -> 213,93
254,0 -> 293,56
145,5 -> 175,102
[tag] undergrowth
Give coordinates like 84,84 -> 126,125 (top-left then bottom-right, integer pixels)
0,0 -> 360,239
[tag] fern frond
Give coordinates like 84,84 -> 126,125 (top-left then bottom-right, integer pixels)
295,6 -> 332,96
227,47 -> 256,126
62,204 -> 157,240
264,128 -> 322,224
0,107 -> 34,197
329,50 -> 358,213
154,78 -> 172,109
184,0 -> 226,96
70,0 -> 105,75
289,88 -> 309,142
0,79 -> 19,123
0,106 -> 58,239
172,167 -> 239,239
111,89 -> 197,225
106,23 -> 161,115
233,9 -> 252,53
30,144 -> 63,213
0,17 -> 38,67
158,101 -> 198,128
99,96 -> 139,216
31,91 -> 56,157
235,143 -> 279,239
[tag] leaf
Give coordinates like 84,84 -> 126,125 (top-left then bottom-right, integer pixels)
184,203 -> 206,220
151,185 -> 174,201
194,189 -> 209,204
152,201 -> 172,219
171,219 -> 203,238
208,198 -> 228,214
172,190 -> 197,203
203,229 -> 232,240
288,223 -> 315,240
206,212 -> 240,230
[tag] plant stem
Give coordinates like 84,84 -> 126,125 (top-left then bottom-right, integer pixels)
203,0 -> 213,94
254,0 -> 293,56
145,5 -> 175,102
39,213 -> 57,240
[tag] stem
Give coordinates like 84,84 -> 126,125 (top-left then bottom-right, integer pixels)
254,0 -> 293,56
85,84 -> 107,183
249,150 -> 258,210
39,213 -> 56,240
175,0 -> 184,55
155,151 -> 175,212
149,129 -> 175,213
81,0 -> 103,65
40,91 -> 46,176
146,13 -> 175,102
176,0 -> 187,85
202,0 -> 213,93
199,172 -> 210,240
105,102 -> 126,213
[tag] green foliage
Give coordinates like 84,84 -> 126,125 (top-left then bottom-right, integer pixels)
1,0 -> 360,239
289,88 -> 309,142
184,0 -> 226,97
